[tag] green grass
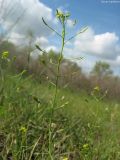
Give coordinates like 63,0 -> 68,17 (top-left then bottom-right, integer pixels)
0,75 -> 120,160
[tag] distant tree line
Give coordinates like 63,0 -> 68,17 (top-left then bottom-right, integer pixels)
0,40 -> 120,101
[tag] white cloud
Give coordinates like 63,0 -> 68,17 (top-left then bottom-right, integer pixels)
35,36 -> 49,47
73,28 -> 120,59
63,27 -> 120,73
0,0 -> 60,53
107,55 -> 120,67
116,56 -> 120,65
7,32 -> 25,45
0,0 -> 56,39
46,45 -> 59,52
67,19 -> 74,28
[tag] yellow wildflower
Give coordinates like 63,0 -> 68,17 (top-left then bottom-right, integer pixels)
83,143 -> 89,149
62,158 -> 68,160
94,86 -> 100,92
1,51 -> 9,59
19,126 -> 27,133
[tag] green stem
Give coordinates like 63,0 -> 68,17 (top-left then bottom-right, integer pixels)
48,22 -> 65,160
48,118 -> 54,160
0,60 -> 4,82
52,22 -> 65,113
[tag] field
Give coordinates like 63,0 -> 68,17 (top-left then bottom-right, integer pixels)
0,3 -> 120,160
0,74 -> 120,160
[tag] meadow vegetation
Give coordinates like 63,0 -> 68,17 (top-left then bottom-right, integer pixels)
0,10 -> 120,160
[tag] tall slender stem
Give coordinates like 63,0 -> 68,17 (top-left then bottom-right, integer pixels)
52,23 -> 65,113
38,10 -> 87,159
48,21 -> 65,160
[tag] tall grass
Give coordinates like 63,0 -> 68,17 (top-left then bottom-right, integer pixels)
0,77 -> 120,159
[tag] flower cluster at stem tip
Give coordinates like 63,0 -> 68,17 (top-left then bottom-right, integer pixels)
1,51 -> 9,59
19,126 -> 27,133
56,9 -> 70,23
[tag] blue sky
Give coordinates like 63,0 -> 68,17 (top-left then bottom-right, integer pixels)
41,0 -> 120,36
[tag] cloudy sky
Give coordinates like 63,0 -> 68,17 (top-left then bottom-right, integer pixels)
0,0 -> 120,74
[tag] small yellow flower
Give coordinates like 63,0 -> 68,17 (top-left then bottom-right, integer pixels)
56,10 -> 64,18
94,86 -> 100,92
62,158 -> 68,160
19,126 -> 27,133
1,51 -> 9,59
56,9 -> 70,19
83,143 -> 89,149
